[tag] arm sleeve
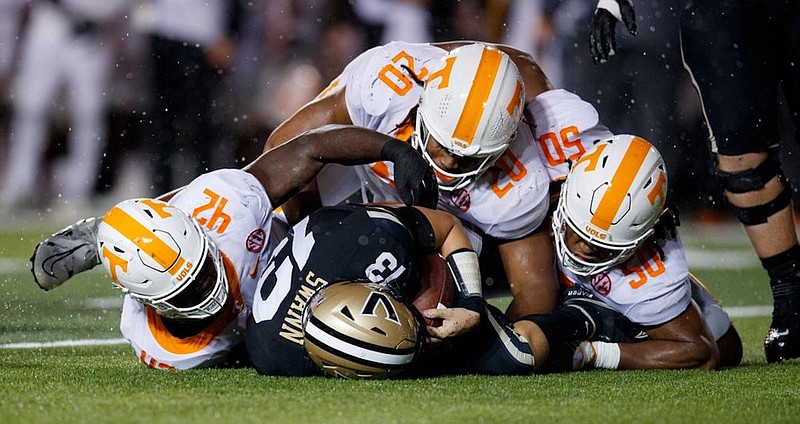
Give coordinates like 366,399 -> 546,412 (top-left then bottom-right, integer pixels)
387,206 -> 437,255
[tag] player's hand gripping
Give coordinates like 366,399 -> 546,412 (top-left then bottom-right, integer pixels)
380,139 -> 439,208
589,0 -> 638,64
422,307 -> 481,341
31,217 -> 101,291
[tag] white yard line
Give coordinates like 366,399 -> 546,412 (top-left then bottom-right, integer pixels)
725,305 -> 773,318
683,248 -> 760,270
0,338 -> 128,349
0,258 -> 28,274
0,246 -> 774,351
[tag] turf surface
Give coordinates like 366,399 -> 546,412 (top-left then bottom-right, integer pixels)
2,225 -> 800,423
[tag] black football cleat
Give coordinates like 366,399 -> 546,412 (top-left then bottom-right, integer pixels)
764,275 -> 800,363
764,316 -> 800,363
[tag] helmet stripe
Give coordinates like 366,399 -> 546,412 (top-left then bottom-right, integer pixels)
451,47 -> 503,147
306,317 -> 415,366
590,136 -> 651,230
104,205 -> 185,275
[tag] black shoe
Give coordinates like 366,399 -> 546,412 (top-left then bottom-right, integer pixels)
764,315 -> 800,363
764,277 -> 800,363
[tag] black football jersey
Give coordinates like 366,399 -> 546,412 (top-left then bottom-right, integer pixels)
246,204 -> 435,376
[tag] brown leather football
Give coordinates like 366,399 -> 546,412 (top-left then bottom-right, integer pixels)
412,253 -> 457,327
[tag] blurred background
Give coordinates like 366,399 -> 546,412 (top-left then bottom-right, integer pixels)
0,0 -> 798,226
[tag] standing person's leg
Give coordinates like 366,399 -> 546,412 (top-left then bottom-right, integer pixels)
58,32 -> 112,206
2,5 -> 65,207
144,35 -> 182,195
191,48 -> 224,178
681,0 -> 800,362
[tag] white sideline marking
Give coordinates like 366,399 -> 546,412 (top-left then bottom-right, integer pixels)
0,338 -> 128,349
0,306 -> 775,350
725,305 -> 772,318
0,258 -> 28,274
80,297 -> 123,309
684,248 -> 760,270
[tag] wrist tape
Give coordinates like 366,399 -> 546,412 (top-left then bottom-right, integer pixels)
592,342 -> 621,369
446,249 -> 485,314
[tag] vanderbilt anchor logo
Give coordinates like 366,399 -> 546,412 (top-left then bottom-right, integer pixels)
361,291 -> 401,325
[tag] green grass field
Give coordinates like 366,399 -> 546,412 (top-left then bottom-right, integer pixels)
2,221 -> 800,423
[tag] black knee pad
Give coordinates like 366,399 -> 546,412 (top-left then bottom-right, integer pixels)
714,152 -> 793,225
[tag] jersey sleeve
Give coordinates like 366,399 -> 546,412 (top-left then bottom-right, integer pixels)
385,206 -> 437,255
340,41 -> 446,130
170,169 -> 276,309
529,89 -> 614,182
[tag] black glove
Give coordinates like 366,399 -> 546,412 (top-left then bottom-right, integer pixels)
381,139 -> 439,208
589,0 -> 638,64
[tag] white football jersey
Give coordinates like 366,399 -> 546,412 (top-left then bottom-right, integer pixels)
317,41 -> 610,239
558,236 -> 691,327
119,169 -> 280,370
528,89 -> 614,183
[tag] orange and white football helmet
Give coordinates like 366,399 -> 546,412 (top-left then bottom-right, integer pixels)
413,43 -> 525,191
552,135 -> 668,276
96,198 -> 228,319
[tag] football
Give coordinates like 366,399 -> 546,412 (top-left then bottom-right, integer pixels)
412,253 -> 457,327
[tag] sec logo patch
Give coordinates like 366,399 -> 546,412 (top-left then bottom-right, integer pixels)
590,273 -> 612,296
450,189 -> 470,212
246,228 -> 266,253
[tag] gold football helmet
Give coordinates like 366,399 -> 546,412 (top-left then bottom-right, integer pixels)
303,281 -> 423,379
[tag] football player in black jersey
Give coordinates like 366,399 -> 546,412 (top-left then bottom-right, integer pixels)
246,203 -> 489,376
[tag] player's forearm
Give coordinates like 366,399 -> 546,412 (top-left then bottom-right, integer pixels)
297,124 -> 394,165
499,233 -> 558,318
247,125 -> 401,207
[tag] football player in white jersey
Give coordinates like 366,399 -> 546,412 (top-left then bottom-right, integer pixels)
30,125 -> 437,370
516,135 -> 743,371
263,41 -> 613,319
